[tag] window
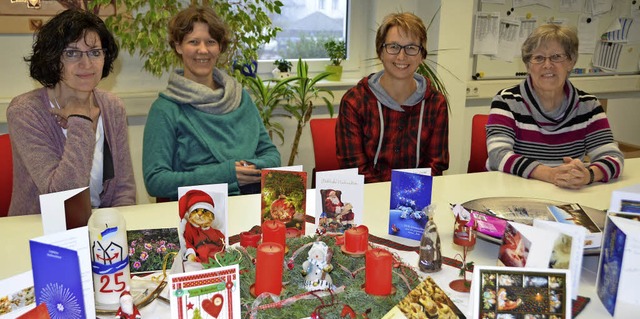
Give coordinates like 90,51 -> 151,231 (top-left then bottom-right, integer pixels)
257,0 -> 368,77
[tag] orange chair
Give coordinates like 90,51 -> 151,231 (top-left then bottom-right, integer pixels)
0,134 -> 13,217
309,118 -> 340,187
467,114 -> 489,173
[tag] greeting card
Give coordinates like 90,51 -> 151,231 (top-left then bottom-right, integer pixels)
169,264 -> 240,319
0,271 -> 34,318
127,228 -> 180,274
29,226 -> 95,319
470,266 -> 571,319
261,169 -> 307,234
39,187 -> 90,235
315,168 -> 364,234
596,212 -> 640,318
609,183 -> 640,213
388,169 -> 433,241
177,184 -> 229,266
547,203 -> 602,249
497,221 -> 584,300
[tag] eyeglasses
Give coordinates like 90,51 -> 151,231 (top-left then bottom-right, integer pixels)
62,49 -> 106,62
528,53 -> 569,64
382,43 -> 423,56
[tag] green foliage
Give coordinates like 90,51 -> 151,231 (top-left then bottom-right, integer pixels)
417,60 -> 451,107
276,33 -> 332,59
273,58 -> 293,72
88,0 -> 284,76
241,72 -> 299,144
323,39 -> 346,66
284,58 -> 335,166
238,236 -> 422,318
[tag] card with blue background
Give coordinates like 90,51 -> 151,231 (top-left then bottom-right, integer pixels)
388,169 -> 433,241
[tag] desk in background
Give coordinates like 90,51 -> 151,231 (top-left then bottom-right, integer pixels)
1,158 -> 639,318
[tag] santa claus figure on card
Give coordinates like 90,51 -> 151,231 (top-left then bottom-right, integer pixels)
179,190 -> 226,262
115,288 -> 141,319
322,190 -> 354,227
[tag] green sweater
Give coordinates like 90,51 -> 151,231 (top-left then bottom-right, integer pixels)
143,89 -> 280,199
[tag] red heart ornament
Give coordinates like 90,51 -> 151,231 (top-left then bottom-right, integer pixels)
201,293 -> 224,318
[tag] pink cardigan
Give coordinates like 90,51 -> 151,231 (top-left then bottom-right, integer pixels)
7,88 -> 136,216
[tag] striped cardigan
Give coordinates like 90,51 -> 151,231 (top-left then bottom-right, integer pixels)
486,76 -> 624,181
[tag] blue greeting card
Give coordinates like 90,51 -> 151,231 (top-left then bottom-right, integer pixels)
596,212 -> 640,318
388,169 -> 433,241
29,226 -> 95,319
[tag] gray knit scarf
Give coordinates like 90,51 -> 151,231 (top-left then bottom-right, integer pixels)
163,68 -> 243,114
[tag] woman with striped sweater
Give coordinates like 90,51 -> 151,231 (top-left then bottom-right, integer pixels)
486,24 -> 623,189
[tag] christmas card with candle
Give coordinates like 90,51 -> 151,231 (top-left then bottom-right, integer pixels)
177,184 -> 229,265
470,266 -> 571,319
388,169 -> 433,241
29,226 -> 96,319
596,211 -> 640,318
261,168 -> 307,235
169,264 -> 240,319
497,221 -> 584,299
315,168 -> 364,234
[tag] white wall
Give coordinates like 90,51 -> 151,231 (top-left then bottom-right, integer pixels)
1,0 -> 639,205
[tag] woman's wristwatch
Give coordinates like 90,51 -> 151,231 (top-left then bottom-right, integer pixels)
587,167 -> 595,185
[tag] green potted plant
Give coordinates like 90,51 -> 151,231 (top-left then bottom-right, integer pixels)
241,72 -> 299,144
323,39 -> 346,81
283,58 -> 335,165
272,58 -> 293,79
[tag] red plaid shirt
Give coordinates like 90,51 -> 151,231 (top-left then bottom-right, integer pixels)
336,75 -> 449,183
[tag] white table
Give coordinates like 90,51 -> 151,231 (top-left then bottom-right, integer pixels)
2,158 -> 639,318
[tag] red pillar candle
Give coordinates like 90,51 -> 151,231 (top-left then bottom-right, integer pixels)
261,220 -> 286,248
254,243 -> 284,296
239,231 -> 261,248
344,225 -> 369,253
364,248 -> 393,295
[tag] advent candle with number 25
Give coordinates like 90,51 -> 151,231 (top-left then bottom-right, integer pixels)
88,208 -> 131,305
254,243 -> 284,296
364,248 -> 393,295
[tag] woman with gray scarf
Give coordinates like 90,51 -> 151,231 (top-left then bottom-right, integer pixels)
143,6 -> 280,200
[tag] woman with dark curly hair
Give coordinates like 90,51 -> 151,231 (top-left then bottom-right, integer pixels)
6,9 -> 136,216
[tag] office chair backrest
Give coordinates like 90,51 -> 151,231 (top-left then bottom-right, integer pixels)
310,118 -> 340,173
0,134 -> 13,217
467,114 -> 489,173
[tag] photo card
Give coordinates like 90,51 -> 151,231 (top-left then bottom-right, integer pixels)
471,266 -> 571,319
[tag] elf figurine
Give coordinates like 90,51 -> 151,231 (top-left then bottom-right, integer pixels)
179,190 -> 226,262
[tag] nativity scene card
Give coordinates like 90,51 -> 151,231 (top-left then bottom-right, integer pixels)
388,169 -> 433,241
470,266 -> 571,319
260,169 -> 307,235
315,168 -> 364,234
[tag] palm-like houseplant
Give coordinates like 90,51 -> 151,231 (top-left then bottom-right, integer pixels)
242,73 -> 299,144
283,58 -> 335,166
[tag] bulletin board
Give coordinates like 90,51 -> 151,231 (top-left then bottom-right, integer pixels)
472,0 -> 640,80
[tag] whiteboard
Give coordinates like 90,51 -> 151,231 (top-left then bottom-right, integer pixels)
472,0 -> 640,80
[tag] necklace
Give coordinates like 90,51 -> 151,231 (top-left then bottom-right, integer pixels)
52,94 -> 62,109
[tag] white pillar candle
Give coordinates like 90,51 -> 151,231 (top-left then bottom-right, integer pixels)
88,208 -> 131,306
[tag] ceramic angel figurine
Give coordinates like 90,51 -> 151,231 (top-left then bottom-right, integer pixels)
301,241 -> 334,291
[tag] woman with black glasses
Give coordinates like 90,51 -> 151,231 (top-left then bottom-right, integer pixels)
335,12 -> 449,183
6,9 -> 136,216
486,24 -> 624,189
